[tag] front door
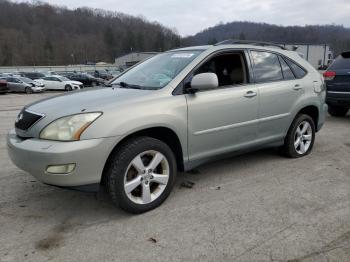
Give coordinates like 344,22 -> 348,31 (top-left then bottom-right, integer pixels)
186,51 -> 259,161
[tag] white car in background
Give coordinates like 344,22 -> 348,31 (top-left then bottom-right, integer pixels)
37,75 -> 83,91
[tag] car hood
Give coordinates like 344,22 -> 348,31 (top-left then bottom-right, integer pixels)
17,87 -> 156,138
27,87 -> 153,116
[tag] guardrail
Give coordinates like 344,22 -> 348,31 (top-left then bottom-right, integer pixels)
0,65 -> 119,73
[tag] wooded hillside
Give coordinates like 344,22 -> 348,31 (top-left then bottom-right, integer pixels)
183,21 -> 350,56
0,0 -> 181,66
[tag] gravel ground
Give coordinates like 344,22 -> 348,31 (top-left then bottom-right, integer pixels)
0,92 -> 349,262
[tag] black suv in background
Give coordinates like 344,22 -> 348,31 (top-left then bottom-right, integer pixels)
90,70 -> 113,80
20,72 -> 46,80
66,73 -> 104,87
324,51 -> 350,116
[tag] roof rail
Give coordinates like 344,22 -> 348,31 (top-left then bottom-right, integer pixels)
214,39 -> 286,50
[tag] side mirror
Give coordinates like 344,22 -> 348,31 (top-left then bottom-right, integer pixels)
189,73 -> 218,93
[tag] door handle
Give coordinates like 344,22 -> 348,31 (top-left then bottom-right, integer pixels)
293,84 -> 302,90
244,91 -> 257,98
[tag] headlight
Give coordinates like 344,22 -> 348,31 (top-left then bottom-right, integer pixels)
40,112 -> 102,141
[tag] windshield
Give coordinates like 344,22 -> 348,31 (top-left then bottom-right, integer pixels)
112,50 -> 203,90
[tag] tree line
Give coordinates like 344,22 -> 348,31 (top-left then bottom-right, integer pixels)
182,21 -> 350,56
0,0 -> 181,66
1,1 -> 350,66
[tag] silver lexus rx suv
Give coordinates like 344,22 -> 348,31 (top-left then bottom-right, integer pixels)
7,40 -> 327,213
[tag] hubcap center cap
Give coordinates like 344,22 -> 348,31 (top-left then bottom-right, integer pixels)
143,170 -> 153,182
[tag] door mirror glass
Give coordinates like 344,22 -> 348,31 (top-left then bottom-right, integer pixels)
190,73 -> 218,91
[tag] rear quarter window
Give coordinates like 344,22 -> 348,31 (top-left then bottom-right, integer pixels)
285,58 -> 307,79
278,56 -> 295,80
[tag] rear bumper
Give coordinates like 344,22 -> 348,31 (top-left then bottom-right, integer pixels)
326,91 -> 350,108
0,87 -> 8,93
7,129 -> 119,189
318,103 -> 328,131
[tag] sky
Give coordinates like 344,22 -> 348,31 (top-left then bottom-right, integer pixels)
18,0 -> 350,36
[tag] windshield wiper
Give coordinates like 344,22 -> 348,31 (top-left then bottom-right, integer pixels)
114,81 -> 142,89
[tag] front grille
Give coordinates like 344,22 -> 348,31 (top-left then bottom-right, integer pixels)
15,109 -> 44,130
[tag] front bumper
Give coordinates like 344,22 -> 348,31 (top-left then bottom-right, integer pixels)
7,129 -> 119,188
32,87 -> 45,92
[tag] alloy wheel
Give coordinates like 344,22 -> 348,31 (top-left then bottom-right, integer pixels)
294,120 -> 313,155
124,150 -> 170,205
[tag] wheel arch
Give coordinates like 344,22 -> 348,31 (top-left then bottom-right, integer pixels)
101,126 -> 185,184
296,105 -> 319,131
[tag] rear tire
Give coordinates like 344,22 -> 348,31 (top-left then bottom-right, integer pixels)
106,137 -> 177,214
281,114 -> 315,158
328,106 -> 348,117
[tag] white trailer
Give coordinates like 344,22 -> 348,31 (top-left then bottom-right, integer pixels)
114,52 -> 159,68
283,44 -> 333,69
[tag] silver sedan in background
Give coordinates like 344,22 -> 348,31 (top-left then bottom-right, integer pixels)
1,76 -> 45,93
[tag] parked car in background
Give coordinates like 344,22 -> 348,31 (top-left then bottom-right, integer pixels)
0,79 -> 8,94
7,41 -> 327,213
324,50 -> 350,116
106,69 -> 123,78
66,73 -> 105,87
91,70 -> 113,80
37,75 -> 83,91
20,72 -> 47,80
323,51 -> 350,116
1,76 -> 45,93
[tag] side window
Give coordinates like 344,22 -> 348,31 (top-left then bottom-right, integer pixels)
43,77 -> 51,81
251,51 -> 283,83
285,58 -> 307,79
193,53 -> 248,88
278,56 -> 295,80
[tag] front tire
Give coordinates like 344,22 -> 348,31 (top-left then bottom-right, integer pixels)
328,106 -> 348,117
106,137 -> 177,214
282,114 -> 315,158
25,87 -> 33,94
65,85 -> 72,91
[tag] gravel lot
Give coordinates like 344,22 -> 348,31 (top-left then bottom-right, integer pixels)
0,92 -> 349,262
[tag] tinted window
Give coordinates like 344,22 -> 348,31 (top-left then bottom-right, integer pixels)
285,59 -> 307,78
251,51 -> 283,83
194,53 -> 247,87
328,55 -> 350,70
278,56 -> 295,80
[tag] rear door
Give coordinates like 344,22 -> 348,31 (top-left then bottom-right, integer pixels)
42,77 -> 56,89
51,77 -> 64,90
6,78 -> 20,92
250,50 -> 306,141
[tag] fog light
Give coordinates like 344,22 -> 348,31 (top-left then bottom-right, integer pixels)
46,164 -> 75,174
